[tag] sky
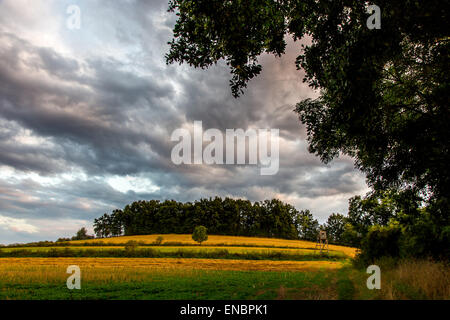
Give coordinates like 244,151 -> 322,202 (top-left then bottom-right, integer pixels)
0,0 -> 369,244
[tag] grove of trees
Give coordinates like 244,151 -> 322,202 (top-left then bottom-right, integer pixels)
94,197 -> 308,240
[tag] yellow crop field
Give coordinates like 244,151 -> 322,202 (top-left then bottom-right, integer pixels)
0,257 -> 344,279
69,234 -> 357,257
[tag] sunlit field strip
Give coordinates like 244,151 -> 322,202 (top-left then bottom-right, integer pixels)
68,234 -> 357,257
1,246 -> 347,257
0,258 -> 344,278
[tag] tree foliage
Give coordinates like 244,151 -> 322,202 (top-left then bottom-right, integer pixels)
71,227 -> 94,241
324,213 -> 347,244
348,189 -> 449,261
93,197 -> 304,240
293,209 -> 319,241
166,0 -> 449,206
192,226 -> 208,244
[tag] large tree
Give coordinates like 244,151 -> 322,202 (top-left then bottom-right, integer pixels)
166,0 -> 449,203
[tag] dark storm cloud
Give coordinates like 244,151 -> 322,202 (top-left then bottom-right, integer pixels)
0,30 -> 180,176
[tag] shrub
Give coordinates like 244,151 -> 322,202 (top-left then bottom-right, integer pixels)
397,210 -> 450,260
355,225 -> 402,265
154,236 -> 164,245
124,240 -> 139,251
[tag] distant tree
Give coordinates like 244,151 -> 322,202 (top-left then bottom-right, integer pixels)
236,199 -> 255,236
93,216 -> 104,238
347,190 -> 402,242
76,227 -> 88,240
72,227 -> 94,241
294,210 -> 319,241
192,226 -> 208,245
341,223 -> 362,248
155,236 -> 164,245
110,209 -> 124,237
340,191 -> 401,247
324,213 -> 347,244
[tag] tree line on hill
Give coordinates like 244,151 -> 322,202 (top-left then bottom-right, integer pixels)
93,191 -> 449,263
94,198 -> 309,241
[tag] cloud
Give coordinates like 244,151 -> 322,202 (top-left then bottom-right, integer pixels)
0,215 -> 38,234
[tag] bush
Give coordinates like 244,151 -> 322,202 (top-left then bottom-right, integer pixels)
124,240 -> 139,251
355,225 -> 402,265
397,210 -> 450,260
154,236 -> 164,245
192,226 -> 208,245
